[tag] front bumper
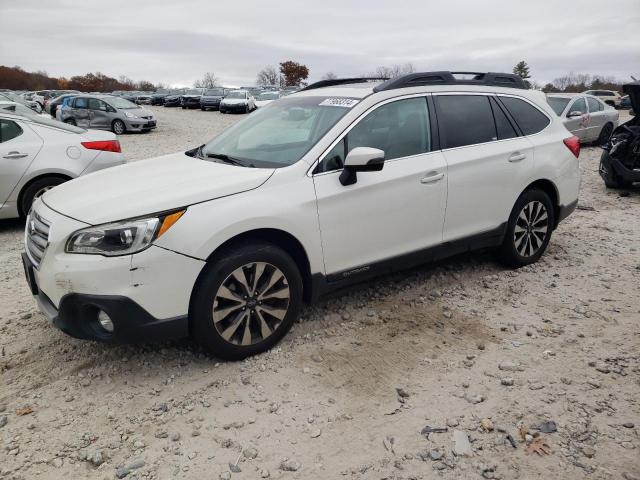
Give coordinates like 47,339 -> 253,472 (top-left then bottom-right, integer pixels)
220,103 -> 248,112
600,151 -> 640,182
23,199 -> 205,343
164,99 -> 181,107
201,99 -> 222,108
123,118 -> 157,131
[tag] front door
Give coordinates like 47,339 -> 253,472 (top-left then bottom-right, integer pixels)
313,96 -> 447,276
71,97 -> 91,128
89,98 -> 110,129
565,97 -> 589,141
0,119 -> 43,206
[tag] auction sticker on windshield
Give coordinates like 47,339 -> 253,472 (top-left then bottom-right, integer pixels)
319,98 -> 359,108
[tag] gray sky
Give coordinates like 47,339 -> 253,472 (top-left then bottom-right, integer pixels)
1,0 -> 638,87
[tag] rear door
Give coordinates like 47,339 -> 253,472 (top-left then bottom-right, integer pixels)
436,93 -> 535,242
585,96 -> 606,142
0,118 -> 43,206
88,98 -> 110,129
564,97 -> 589,141
71,97 -> 91,128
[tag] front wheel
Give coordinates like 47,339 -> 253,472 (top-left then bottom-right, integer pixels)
191,241 -> 303,360
112,119 -> 126,135
597,123 -> 613,146
497,189 -> 555,268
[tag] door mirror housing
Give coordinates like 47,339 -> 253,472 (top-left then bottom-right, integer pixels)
567,110 -> 583,118
339,147 -> 385,186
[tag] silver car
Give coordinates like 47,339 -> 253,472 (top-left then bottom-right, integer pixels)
547,93 -> 619,144
64,95 -> 156,134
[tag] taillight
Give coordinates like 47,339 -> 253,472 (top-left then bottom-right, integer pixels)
563,136 -> 580,158
81,140 -> 122,153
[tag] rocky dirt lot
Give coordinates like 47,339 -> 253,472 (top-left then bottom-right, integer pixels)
1,108 -> 639,480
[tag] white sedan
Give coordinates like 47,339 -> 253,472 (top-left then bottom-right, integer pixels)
547,93 -> 619,144
0,107 -> 124,219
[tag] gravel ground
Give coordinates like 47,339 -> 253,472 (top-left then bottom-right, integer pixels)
1,108 -> 639,480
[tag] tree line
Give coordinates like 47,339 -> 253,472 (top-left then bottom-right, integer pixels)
0,65 -> 161,92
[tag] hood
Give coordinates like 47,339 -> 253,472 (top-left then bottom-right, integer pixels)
182,94 -> 201,99
255,100 -> 274,108
42,152 -> 274,224
127,107 -> 152,117
222,98 -> 247,105
623,81 -> 639,114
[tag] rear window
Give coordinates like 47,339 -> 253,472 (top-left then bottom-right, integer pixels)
499,97 -> 550,135
435,95 -> 497,148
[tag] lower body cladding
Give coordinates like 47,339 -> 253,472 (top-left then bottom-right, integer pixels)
27,229 -> 204,342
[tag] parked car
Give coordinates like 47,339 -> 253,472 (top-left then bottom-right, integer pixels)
43,91 -> 78,112
150,89 -> 171,105
23,71 -> 580,360
181,88 -> 205,109
219,90 -> 256,113
56,96 -> 76,122
163,90 -> 184,107
0,91 -> 43,113
46,93 -> 78,118
546,93 -> 618,144
619,95 -> 632,110
135,93 -> 152,105
200,88 -> 227,111
599,81 -> 639,188
1,109 -> 123,220
254,91 -> 281,108
583,89 -> 622,108
64,95 -> 156,134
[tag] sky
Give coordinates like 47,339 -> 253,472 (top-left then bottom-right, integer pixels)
1,0 -> 638,88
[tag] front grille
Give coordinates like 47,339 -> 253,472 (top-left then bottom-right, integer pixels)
140,116 -> 152,119
25,211 -> 50,269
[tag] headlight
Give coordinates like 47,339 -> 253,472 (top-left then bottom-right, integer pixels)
124,111 -> 137,118
65,210 -> 185,256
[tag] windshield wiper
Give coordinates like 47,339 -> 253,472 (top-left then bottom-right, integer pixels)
205,152 -> 255,168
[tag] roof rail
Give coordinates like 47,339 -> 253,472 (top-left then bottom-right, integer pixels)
299,77 -> 389,92
373,71 -> 527,92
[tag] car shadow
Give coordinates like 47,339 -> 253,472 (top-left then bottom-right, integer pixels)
0,217 -> 25,234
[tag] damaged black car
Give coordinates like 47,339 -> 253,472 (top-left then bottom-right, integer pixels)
600,81 -> 639,188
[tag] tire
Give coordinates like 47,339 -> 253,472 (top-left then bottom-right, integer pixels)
497,189 -> 555,268
201,106 -> 206,111
181,105 -> 186,109
112,119 -> 126,135
220,109 -> 226,114
245,105 -> 250,114
191,241 -> 303,360
596,123 -> 613,146
64,118 -> 76,126
20,176 -> 67,217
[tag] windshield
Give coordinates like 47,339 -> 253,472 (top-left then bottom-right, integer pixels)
226,91 -> 247,99
185,89 -> 202,95
202,95 -> 355,168
205,88 -> 224,96
257,92 -> 279,101
104,96 -> 138,109
547,97 -> 570,116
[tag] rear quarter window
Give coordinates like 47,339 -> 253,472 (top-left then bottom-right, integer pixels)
499,96 -> 550,136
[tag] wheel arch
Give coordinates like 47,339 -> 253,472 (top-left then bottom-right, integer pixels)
198,228 -> 314,304
522,179 -> 560,229
17,172 -> 73,217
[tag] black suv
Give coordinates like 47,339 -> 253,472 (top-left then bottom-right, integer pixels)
600,81 -> 639,188
181,88 -> 205,109
200,87 -> 227,111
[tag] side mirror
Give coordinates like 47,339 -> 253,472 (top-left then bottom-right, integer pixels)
339,147 -> 385,186
567,111 -> 583,118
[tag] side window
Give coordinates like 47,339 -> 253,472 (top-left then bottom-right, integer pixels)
74,97 -> 89,109
89,99 -> 107,111
499,96 -> 550,135
436,95 -> 496,148
568,98 -> 587,115
0,120 -> 23,143
586,97 -> 600,113
316,97 -> 431,173
489,98 -> 518,140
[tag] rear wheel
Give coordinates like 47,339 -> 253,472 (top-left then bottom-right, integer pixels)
20,176 -> 67,217
191,241 -> 303,360
112,119 -> 126,135
497,189 -> 554,268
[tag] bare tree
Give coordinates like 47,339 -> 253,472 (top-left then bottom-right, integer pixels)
322,72 -> 338,80
194,72 -> 219,88
256,65 -> 280,87
370,62 -> 415,79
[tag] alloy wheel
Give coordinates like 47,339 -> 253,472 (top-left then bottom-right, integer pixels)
514,200 -> 549,257
212,262 -> 290,346
113,121 -> 125,134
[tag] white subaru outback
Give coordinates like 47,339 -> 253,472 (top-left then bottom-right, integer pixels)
23,72 -> 581,359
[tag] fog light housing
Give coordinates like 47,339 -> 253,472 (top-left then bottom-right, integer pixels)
97,310 -> 114,333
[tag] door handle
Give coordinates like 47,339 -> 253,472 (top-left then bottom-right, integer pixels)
508,152 -> 526,162
420,172 -> 445,184
3,151 -> 28,159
